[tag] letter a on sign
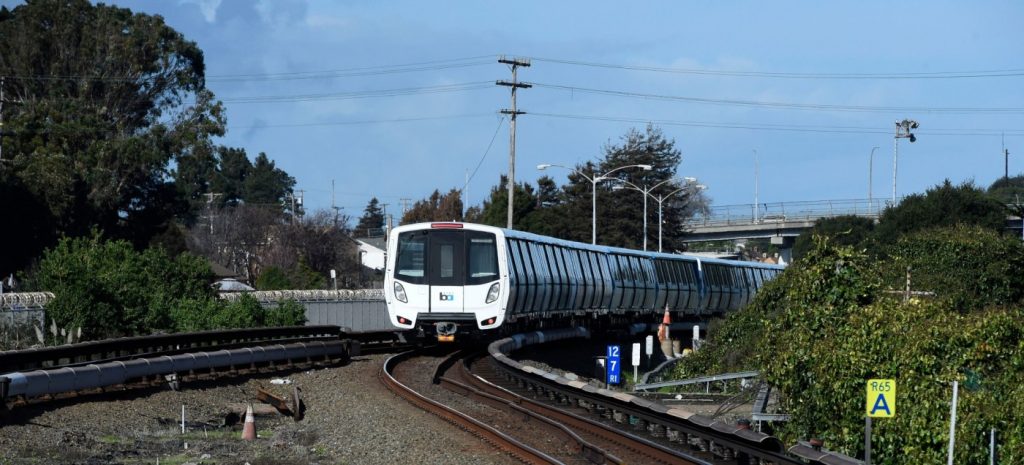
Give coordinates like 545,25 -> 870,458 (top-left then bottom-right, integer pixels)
865,378 -> 896,418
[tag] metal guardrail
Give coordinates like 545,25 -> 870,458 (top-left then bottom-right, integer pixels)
687,198 -> 889,228
635,370 -> 760,391
0,325 -> 346,374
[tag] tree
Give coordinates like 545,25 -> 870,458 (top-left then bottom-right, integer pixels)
0,0 -> 222,270
987,173 -> 1024,218
245,152 -> 295,210
872,180 -> 1007,245
30,233 -> 215,338
474,175 -> 538,228
792,215 -> 875,260
571,125 -> 703,251
354,197 -> 386,237
401,189 -> 464,224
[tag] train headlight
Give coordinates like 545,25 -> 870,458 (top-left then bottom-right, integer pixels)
394,282 -> 408,303
485,282 -> 500,304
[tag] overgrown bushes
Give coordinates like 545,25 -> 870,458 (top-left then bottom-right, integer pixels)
28,234 -> 305,339
674,232 -> 1024,463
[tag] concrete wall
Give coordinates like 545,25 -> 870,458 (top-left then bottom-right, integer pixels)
301,299 -> 396,333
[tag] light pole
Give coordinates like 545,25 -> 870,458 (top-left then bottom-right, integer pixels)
615,177 -> 705,252
869,146 -> 879,212
537,163 -> 652,244
753,148 -> 761,221
893,119 -> 919,204
612,177 -> 677,251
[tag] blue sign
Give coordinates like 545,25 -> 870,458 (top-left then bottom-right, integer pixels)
606,345 -> 621,385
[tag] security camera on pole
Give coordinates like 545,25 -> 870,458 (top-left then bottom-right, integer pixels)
893,119 -> 919,205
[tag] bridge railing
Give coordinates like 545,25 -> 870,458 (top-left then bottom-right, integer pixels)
687,198 -> 890,228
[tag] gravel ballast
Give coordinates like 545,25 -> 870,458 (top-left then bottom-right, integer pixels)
0,353 -> 519,465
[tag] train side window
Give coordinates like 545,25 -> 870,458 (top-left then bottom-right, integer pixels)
532,243 -> 548,282
506,239 -> 521,283
521,242 -> 539,311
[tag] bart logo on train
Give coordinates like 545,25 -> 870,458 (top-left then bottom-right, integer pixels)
439,292 -> 455,301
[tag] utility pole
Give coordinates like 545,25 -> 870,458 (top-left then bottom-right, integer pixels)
400,198 -> 412,217
1004,134 -> 1009,180
893,119 -> 919,204
1,76 -> 5,164
331,180 -> 340,228
497,56 -> 531,230
753,149 -> 759,223
205,192 -> 222,234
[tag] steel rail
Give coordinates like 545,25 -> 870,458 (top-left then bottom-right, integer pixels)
1,340 -> 354,409
444,350 -> 704,465
438,350 -> 624,464
0,325 -> 347,373
380,350 -> 561,465
489,330 -> 819,465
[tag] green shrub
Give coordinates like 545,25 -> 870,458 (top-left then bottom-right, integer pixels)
879,225 -> 1024,311
675,233 -> 1024,463
33,233 -> 214,338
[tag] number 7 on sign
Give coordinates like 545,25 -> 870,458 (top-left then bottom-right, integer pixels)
606,345 -> 621,385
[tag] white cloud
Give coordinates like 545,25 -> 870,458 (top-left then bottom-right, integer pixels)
178,0 -> 221,23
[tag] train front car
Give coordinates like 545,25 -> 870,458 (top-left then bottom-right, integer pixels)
385,222 -> 507,342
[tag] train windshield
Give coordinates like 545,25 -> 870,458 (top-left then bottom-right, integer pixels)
395,230 -> 428,284
394,229 -> 498,285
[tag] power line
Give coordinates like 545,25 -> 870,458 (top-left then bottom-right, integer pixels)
529,111 -> 1024,137
1,56 -> 495,83
228,113 -> 491,129
527,56 -> 1024,80
207,56 -> 494,82
460,116 -> 506,194
219,81 -> 493,104
532,82 -> 1024,114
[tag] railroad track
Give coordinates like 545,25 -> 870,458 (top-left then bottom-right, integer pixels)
485,328 -> 861,465
380,348 -> 561,464
439,349 -> 705,464
0,326 -> 408,411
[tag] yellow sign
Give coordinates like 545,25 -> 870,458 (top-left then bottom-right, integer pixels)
866,379 -> 896,418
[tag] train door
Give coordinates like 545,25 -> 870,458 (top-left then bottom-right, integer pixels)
427,230 -> 465,313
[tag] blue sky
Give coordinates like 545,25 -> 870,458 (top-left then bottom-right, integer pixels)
7,1 -> 1023,220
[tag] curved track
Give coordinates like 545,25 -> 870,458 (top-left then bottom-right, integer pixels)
439,350 -> 705,465
380,349 -> 560,465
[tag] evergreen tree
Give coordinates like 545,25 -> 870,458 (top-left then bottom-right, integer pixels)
400,189 -> 464,224
872,179 -> 1007,245
0,0 -> 220,272
354,197 -> 386,237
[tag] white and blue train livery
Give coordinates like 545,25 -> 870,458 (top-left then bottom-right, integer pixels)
384,222 -> 784,341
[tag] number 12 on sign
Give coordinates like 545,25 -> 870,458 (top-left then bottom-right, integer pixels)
606,345 -> 621,385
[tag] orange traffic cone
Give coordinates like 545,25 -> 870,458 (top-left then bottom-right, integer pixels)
241,404 -> 256,441
657,306 -> 671,341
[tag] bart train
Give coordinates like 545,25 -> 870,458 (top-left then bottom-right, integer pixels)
384,222 -> 784,341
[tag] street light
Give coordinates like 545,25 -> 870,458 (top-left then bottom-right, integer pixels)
537,162 -> 652,244
614,177 -> 705,252
869,146 -> 879,212
893,119 -> 919,204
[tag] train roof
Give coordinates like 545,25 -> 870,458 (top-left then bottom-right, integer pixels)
393,222 -> 786,270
